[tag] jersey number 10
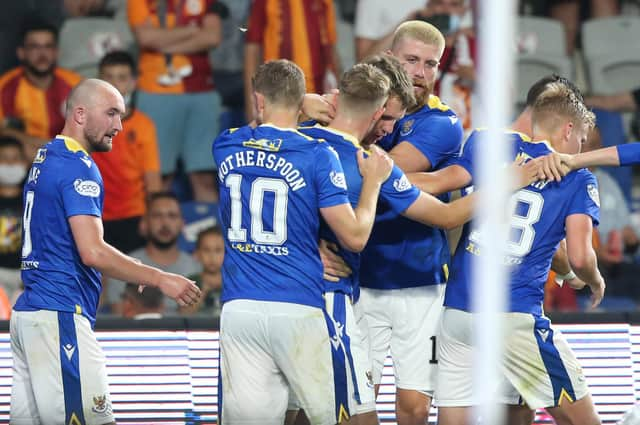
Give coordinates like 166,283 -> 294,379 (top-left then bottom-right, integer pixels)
225,174 -> 289,245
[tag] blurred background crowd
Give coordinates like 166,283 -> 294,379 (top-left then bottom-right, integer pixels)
0,0 -> 639,319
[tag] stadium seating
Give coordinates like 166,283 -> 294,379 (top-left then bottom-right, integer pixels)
515,16 -> 573,106
582,16 -> 640,94
58,17 -> 135,78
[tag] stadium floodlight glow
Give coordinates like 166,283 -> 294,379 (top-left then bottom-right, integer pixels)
472,1 -> 516,424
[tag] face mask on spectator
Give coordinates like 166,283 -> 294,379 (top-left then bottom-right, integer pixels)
0,164 -> 26,185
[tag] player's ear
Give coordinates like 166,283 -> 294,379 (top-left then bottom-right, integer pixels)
563,120 -> 574,142
372,105 -> 386,123
254,92 -> 265,115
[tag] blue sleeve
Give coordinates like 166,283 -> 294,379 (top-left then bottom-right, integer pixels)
380,165 -> 421,214
566,172 -> 600,226
399,114 -> 463,170
315,144 -> 350,208
60,161 -> 103,218
453,130 -> 479,179
617,143 -> 640,166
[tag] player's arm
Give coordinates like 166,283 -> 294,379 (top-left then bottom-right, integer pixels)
389,141 -> 433,172
161,13 -> 222,54
69,215 -> 200,306
569,144 -> 640,171
244,42 -> 262,122
320,148 -> 392,252
565,214 -> 605,308
402,190 -> 476,229
407,164 -> 472,195
550,239 -> 586,289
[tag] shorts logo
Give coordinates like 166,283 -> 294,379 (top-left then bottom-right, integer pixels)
400,119 -> 414,137
330,171 -> 347,190
393,174 -> 412,192
68,413 -> 82,425
63,344 -> 75,361
92,394 -> 112,415
74,179 -> 101,197
587,183 -> 600,207
536,328 -> 550,342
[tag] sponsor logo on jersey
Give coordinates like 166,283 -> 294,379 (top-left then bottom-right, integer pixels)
231,243 -> 289,256
393,174 -> 412,192
587,183 -> 600,207
330,171 -> 347,190
20,260 -> 39,270
400,119 -> 414,137
74,179 -> 101,197
242,138 -> 282,152
449,115 -> 459,125
33,148 -> 47,164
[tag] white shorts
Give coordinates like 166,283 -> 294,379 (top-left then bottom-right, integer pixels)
219,299 -> 346,425
288,293 -> 376,416
434,308 -> 589,409
10,309 -> 114,425
358,284 -> 445,393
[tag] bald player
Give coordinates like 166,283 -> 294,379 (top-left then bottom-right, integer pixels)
10,79 -> 200,425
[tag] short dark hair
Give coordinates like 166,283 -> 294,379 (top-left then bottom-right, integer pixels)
123,283 -> 164,309
20,18 -> 58,46
195,226 -> 223,249
0,136 -> 23,152
99,50 -> 137,76
525,74 -> 584,107
252,59 -> 306,109
147,191 -> 180,209
363,54 -> 415,110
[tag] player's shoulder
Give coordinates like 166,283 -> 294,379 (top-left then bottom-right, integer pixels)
412,97 -> 461,130
0,67 -> 23,90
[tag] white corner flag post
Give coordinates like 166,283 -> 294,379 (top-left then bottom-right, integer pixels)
472,1 -> 517,424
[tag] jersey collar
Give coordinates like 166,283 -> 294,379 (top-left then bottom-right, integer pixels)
56,135 -> 89,155
320,125 -> 362,149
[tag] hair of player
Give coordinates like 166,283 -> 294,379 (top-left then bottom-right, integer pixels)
525,74 -> 584,107
195,225 -> 223,250
363,54 -> 415,110
338,63 -> 391,115
123,283 -> 164,310
20,17 -> 59,45
0,136 -> 24,153
391,20 -> 445,53
252,59 -> 306,109
531,82 -> 595,132
147,191 -> 180,210
99,50 -> 137,76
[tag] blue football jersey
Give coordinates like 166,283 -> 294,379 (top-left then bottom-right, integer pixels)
444,130 -> 600,316
299,125 -> 421,299
213,124 -> 350,308
360,95 -> 464,290
14,136 -> 104,326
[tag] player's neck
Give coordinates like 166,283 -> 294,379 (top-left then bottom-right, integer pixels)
59,125 -> 92,153
261,108 -> 300,130
329,115 -> 367,143
511,108 -> 533,136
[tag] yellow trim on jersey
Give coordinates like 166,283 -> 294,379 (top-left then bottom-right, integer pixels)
57,135 -> 89,155
469,127 -> 532,142
427,95 -> 451,112
443,263 -> 449,281
75,304 -> 82,315
557,388 -> 575,405
259,123 -> 317,141
523,139 -> 556,152
319,125 -> 362,149
228,127 -> 240,134
68,412 -> 83,425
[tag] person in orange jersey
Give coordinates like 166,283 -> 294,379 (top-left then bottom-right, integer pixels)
93,50 -> 162,254
0,18 -> 82,161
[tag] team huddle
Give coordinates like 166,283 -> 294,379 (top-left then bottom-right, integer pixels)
214,20 -> 636,425
9,16 -> 640,425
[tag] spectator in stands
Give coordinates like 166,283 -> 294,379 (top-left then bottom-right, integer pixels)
93,51 -> 162,253
127,0 -> 223,202
121,282 -> 166,319
105,192 -> 201,314
180,226 -> 223,317
586,87 -> 640,113
543,0 -> 619,55
354,0 -> 426,62
0,137 -> 27,299
0,19 -> 82,161
243,0 -> 341,121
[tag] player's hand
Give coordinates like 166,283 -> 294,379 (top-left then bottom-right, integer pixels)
301,92 -> 337,125
357,145 -> 393,184
587,276 -> 606,309
565,276 -> 586,290
509,158 -> 540,190
534,153 -> 572,182
156,272 -> 201,307
319,239 -> 352,282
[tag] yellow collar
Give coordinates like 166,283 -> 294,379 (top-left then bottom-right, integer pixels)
56,135 -> 88,155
